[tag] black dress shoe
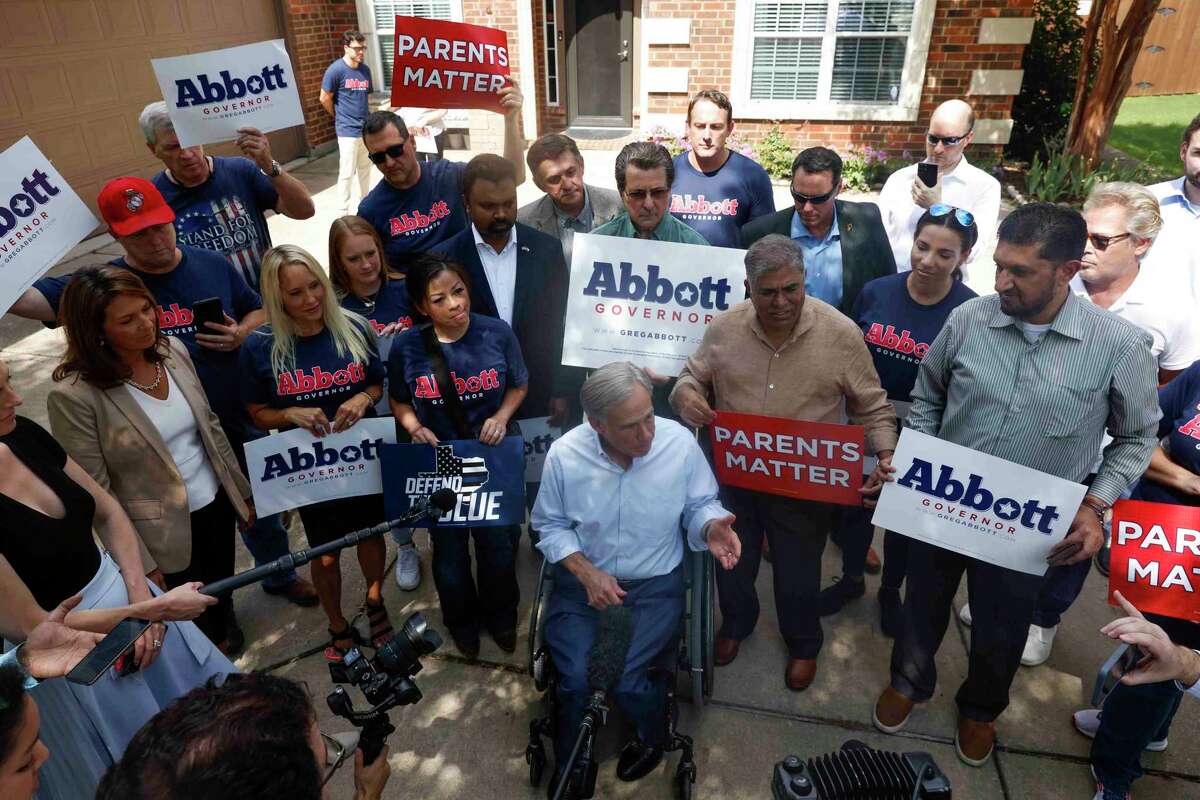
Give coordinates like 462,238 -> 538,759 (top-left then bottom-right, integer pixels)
1095,544 -> 1111,577
451,633 -> 480,659
492,628 -> 517,653
616,738 -> 664,782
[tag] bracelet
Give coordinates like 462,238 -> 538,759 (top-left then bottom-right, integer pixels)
359,391 -> 374,405
1081,498 -> 1108,523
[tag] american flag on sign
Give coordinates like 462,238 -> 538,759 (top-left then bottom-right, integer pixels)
432,444 -> 489,493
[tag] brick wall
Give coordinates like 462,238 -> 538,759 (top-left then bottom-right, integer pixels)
531,0 -> 568,134
461,0 -> 524,154
281,0 -> 359,150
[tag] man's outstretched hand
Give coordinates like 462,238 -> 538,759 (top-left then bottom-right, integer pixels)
705,515 -> 741,570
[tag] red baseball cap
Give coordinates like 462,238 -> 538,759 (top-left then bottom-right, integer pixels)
97,176 -> 176,237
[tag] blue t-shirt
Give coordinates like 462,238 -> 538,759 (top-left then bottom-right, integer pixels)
356,159 -> 468,273
387,314 -> 529,441
339,280 -> 415,414
321,60 -> 373,138
851,273 -> 977,403
240,319 -> 385,422
669,151 -> 775,248
35,245 -> 263,429
153,157 -> 278,288
1133,362 -> 1200,507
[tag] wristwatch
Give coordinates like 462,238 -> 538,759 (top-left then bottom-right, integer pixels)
261,159 -> 282,178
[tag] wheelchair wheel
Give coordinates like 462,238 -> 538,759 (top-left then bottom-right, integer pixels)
701,553 -> 715,699
527,558 -> 552,676
675,761 -> 696,800
526,741 -> 546,787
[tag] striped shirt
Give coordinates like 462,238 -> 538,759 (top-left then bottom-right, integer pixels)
908,291 -> 1160,506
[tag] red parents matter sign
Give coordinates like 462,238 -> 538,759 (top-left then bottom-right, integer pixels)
390,17 -> 510,113
1110,499 -> 1200,622
709,412 -> 865,506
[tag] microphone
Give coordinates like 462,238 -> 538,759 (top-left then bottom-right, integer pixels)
429,487 -> 458,514
586,605 -> 634,696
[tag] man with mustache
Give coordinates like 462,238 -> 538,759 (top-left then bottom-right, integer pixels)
593,142 -> 709,245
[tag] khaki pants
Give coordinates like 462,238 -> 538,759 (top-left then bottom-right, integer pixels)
336,135 -> 371,215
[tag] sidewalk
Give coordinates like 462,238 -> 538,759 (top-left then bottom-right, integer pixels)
3,150 -> 1195,799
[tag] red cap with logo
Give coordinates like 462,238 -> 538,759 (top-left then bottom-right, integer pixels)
97,176 -> 176,237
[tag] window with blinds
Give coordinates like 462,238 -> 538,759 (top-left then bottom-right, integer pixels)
750,0 -> 914,105
372,1 -> 455,86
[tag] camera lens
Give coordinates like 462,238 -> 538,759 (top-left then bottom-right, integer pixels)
376,612 -> 442,675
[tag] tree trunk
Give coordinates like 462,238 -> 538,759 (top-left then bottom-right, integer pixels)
1065,0 -> 1162,165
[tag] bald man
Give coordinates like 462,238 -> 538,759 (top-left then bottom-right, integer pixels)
878,100 -> 1001,280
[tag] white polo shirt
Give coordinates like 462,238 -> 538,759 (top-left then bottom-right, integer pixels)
877,155 -> 1001,278
473,224 -> 518,325
1143,177 -> 1200,304
1070,267 -> 1200,371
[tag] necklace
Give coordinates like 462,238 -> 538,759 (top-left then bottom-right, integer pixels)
125,362 -> 163,392
358,288 -> 379,312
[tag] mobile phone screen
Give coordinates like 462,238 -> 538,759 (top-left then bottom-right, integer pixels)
66,618 -> 153,685
1090,643 -> 1143,707
192,297 -> 225,331
917,162 -> 939,188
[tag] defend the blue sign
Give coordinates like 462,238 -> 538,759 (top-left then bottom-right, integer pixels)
380,437 -> 526,527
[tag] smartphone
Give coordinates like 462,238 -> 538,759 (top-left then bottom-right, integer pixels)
66,618 -> 153,685
192,297 -> 225,331
917,162 -> 939,188
1090,643 -> 1144,707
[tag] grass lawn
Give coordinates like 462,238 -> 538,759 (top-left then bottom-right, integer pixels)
1109,93 -> 1200,175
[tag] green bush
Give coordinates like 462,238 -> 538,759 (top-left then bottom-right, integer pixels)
1023,139 -> 1160,203
753,125 -> 794,180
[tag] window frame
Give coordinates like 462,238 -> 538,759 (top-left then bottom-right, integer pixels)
543,0 -> 561,106
729,0 -> 937,122
359,0 -> 464,90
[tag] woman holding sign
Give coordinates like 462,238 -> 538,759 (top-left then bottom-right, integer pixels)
822,206 -> 978,635
330,217 -> 423,592
241,244 -> 395,663
47,267 -> 253,653
387,253 -> 527,659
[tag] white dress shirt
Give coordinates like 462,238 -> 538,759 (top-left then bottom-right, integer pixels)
532,418 -> 728,580
473,224 -> 518,325
878,155 -> 1001,278
1070,268 -> 1200,371
1144,177 -> 1200,304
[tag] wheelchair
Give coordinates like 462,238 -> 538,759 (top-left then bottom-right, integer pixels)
524,547 -> 717,800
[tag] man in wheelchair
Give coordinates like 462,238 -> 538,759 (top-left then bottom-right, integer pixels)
531,362 -> 741,793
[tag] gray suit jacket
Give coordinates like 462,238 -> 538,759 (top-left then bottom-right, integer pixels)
517,184 -> 623,240
47,337 -> 253,573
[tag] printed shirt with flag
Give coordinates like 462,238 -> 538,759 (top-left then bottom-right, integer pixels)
432,443 -> 489,492
153,156 -> 278,287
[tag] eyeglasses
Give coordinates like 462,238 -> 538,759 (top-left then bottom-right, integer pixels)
930,204 -> 975,227
624,188 -> 670,201
927,132 -> 970,147
320,732 -> 350,787
791,187 -> 836,206
367,142 -> 407,165
1088,232 -> 1132,252
347,45 -> 366,52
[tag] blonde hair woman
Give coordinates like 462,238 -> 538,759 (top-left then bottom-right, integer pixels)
239,244 -> 394,661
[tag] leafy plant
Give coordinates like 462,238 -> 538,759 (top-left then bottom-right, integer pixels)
1022,138 -> 1159,203
841,147 -> 900,191
753,125 -> 794,180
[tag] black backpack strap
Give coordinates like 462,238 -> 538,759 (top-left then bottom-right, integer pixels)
418,323 -> 472,439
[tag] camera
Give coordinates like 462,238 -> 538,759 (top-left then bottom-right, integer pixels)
327,611 -> 443,764
772,741 -> 951,799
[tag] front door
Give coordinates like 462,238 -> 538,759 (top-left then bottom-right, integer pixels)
565,0 -> 634,128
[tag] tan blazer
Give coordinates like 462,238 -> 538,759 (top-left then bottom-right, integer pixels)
47,338 -> 252,574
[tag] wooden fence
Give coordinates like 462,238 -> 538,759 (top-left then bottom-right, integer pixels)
1127,0 -> 1200,96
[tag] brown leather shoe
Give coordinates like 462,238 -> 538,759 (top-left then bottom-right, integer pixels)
714,637 -> 740,666
784,658 -> 817,691
955,716 -> 995,767
262,576 -> 319,607
864,546 -> 882,575
873,687 -> 915,733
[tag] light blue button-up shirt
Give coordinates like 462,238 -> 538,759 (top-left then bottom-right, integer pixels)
790,209 -> 844,308
532,418 -> 728,580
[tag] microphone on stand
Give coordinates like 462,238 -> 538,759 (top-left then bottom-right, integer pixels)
200,489 -> 458,597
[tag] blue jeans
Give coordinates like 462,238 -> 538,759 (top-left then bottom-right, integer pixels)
1030,558 -> 1091,628
1091,679 -> 1183,793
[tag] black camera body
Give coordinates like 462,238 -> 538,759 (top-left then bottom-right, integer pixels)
327,611 -> 443,764
772,742 -> 951,799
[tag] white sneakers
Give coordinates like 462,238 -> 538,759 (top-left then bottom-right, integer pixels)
1021,623 -> 1057,666
1073,708 -> 1168,752
394,544 -> 421,591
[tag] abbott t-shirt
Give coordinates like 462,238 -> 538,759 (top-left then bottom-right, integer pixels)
321,60 -> 373,138
356,159 -> 468,273
851,273 -> 977,403
669,151 -> 775,248
153,157 -> 278,288
35,245 -> 263,428
387,314 -> 528,442
240,320 -> 385,421
1133,362 -> 1200,507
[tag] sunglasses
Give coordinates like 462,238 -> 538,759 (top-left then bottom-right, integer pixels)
927,133 -> 970,147
367,141 -> 407,165
791,187 -> 836,206
1088,232 -> 1132,252
930,204 -> 975,227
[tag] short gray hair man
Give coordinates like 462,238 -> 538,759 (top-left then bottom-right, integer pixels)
138,101 -> 175,147
580,361 -> 653,422
745,233 -> 805,285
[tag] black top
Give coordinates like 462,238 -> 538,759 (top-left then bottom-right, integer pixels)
0,417 -> 101,609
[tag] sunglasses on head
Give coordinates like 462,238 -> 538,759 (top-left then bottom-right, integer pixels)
930,204 -> 975,227
927,132 -> 970,147
791,187 -> 836,206
367,141 -> 407,165
1088,232 -> 1132,252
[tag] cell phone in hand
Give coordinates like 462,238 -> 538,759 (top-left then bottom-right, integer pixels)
66,618 -> 153,685
917,162 -> 938,188
1090,643 -> 1145,707
192,297 -> 225,331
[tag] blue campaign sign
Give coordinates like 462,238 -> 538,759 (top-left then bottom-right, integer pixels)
380,436 -> 526,527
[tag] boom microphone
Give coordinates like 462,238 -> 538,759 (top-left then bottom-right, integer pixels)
429,487 -> 458,514
586,605 -> 634,694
